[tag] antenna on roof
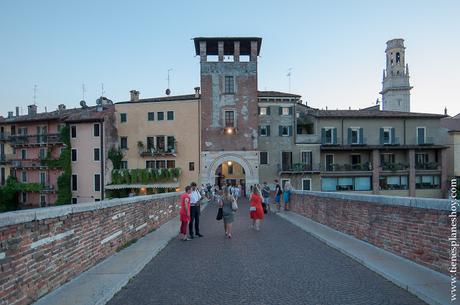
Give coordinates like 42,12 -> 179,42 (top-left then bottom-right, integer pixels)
82,84 -> 86,101
33,84 -> 37,105
286,68 -> 292,93
165,68 -> 172,96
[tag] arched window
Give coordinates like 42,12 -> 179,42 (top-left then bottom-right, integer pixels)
396,52 -> 400,63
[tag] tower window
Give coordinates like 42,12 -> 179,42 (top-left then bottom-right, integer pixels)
396,52 -> 400,63
225,111 -> 235,127
224,76 -> 235,94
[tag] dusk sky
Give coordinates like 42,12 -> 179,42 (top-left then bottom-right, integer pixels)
0,0 -> 459,116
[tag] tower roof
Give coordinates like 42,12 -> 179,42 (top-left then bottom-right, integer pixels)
193,37 -> 262,56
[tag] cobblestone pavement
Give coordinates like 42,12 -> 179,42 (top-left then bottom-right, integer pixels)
107,198 -> 426,305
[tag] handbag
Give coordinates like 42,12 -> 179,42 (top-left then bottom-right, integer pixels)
216,207 -> 223,220
249,206 -> 257,212
232,199 -> 238,211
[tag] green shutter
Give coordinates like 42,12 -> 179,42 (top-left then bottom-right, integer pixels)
267,106 -> 271,115
391,128 -> 396,144
359,128 -> 364,144
333,128 -> 337,144
258,126 -> 261,136
279,126 -> 283,136
288,126 -> 293,136
321,128 -> 325,144
267,125 -> 271,136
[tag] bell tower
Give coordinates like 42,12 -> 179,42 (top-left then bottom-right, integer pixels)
380,38 -> 412,112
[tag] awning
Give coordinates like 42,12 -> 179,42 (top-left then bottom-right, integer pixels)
105,183 -> 179,190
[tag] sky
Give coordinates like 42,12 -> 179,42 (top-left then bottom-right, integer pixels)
0,0 -> 459,116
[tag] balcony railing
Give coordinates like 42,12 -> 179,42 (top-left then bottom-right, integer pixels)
9,133 -> 62,146
417,137 -> 435,145
278,163 -> 320,173
415,162 -> 440,170
381,137 -> 400,146
380,162 -> 409,171
0,132 -> 10,141
322,162 -> 372,172
11,159 -> 48,168
139,146 -> 177,157
0,154 -> 14,164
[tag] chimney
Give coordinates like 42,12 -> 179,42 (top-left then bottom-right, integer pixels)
444,107 -> 448,116
58,104 -> 66,111
130,90 -> 140,102
15,107 -> 19,117
8,111 -> 13,118
28,104 -> 37,116
194,87 -> 200,98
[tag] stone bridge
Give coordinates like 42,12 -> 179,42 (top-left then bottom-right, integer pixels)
0,191 -> 455,305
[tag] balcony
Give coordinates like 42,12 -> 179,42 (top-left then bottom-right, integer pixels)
9,133 -> 63,146
0,132 -> 10,141
0,154 -> 14,164
139,146 -> 177,157
417,137 -> 435,145
381,137 -> 400,146
415,162 -> 440,170
322,162 -> 372,172
11,159 -> 48,169
278,163 -> 320,174
380,162 -> 409,172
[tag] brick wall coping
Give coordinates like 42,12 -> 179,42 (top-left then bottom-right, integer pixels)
291,190 -> 451,211
0,192 -> 182,228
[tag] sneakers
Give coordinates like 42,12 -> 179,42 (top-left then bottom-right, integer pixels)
196,233 -> 204,237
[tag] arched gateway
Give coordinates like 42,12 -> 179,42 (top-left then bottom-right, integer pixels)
200,151 -> 259,195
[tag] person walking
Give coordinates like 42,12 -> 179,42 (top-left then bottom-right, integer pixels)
179,186 -> 192,241
249,186 -> 264,231
261,182 -> 271,214
220,186 -> 237,238
274,179 -> 283,212
283,181 -> 292,211
189,182 -> 203,239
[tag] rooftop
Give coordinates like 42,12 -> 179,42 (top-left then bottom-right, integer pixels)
116,94 -> 199,105
193,37 -> 262,56
258,91 -> 301,98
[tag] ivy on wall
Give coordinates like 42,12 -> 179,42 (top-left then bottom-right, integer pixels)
108,147 -> 124,170
0,176 -> 43,212
111,168 -> 181,185
52,125 -> 72,205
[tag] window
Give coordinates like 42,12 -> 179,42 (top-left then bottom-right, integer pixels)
325,154 -> 334,171
167,111 -> 174,120
417,127 -> 426,145
224,76 -> 235,94
40,195 -> 46,207
156,160 -> 166,169
416,175 -> 440,189
381,127 -> 394,145
301,151 -> 312,165
225,111 -> 235,128
415,153 -> 429,165
167,160 -> 175,168
148,112 -> 155,121
146,161 -> 155,169
39,148 -> 46,159
39,171 -> 46,185
351,154 -> 361,165
120,113 -> 127,123
120,137 -> 128,149
281,179 -> 291,190
21,149 -> 27,160
228,163 -> 234,175
120,161 -> 128,169
94,148 -> 100,161
380,176 -> 408,190
260,152 -> 269,165
95,199 -> 100,202
396,52 -> 400,63
72,174 -> 78,191
156,136 -> 165,151
302,178 -> 312,191
94,174 -> 101,192
380,153 -> 395,166
259,107 -> 269,116
189,162 -> 195,171
71,126 -> 77,138
321,176 -> 371,191
157,112 -> 164,121
349,127 -> 361,145
281,107 -> 291,116
21,171 -> 27,183
167,136 -> 176,152
147,137 -> 155,150
71,149 -> 77,162
72,198 -> 77,204
279,126 -> 292,137
259,125 -> 270,136
93,124 -> 100,137
21,192 -> 27,203
281,151 -> 292,171
322,127 -> 336,144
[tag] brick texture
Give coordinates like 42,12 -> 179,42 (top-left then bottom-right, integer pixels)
0,195 -> 180,305
290,193 -> 452,275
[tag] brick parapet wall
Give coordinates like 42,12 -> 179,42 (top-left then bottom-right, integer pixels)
0,193 -> 182,305
290,191 -> 453,275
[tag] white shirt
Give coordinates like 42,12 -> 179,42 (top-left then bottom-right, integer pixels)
190,190 -> 201,205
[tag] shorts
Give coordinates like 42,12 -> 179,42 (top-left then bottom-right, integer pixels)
263,197 -> 269,204
275,195 -> 281,204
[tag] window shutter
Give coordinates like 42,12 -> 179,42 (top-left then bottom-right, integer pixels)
379,128 -> 384,145
359,128 -> 364,144
288,126 -> 292,136
321,128 -> 325,144
289,107 -> 293,115
279,126 -> 283,136
391,128 -> 396,144
347,128 -> 352,145
333,128 -> 337,144
267,106 -> 271,115
279,107 -> 282,115
267,125 -> 271,136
